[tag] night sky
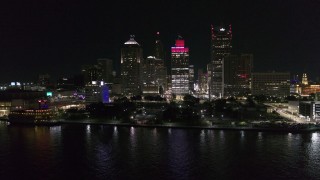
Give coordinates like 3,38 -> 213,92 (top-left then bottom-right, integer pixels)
0,0 -> 319,82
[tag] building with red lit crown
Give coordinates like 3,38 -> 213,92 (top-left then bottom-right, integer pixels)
171,37 -> 189,98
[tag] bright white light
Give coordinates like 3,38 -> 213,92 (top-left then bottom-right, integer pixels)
220,28 -> 225,31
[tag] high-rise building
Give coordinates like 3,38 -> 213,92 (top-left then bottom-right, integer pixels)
121,35 -> 143,96
251,72 -> 290,97
210,24 -> 232,98
142,56 -> 158,95
171,37 -> 189,98
153,32 -> 168,93
81,65 -> 102,85
189,65 -> 195,93
97,58 -> 113,84
224,54 -> 253,96
154,58 -> 167,95
154,32 -> 165,61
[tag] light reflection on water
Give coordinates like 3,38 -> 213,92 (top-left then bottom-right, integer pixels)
0,124 -> 320,179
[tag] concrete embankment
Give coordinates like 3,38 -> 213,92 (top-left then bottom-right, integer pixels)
60,120 -> 320,133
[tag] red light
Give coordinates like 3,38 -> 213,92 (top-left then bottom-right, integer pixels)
239,74 -> 248,79
175,40 -> 185,47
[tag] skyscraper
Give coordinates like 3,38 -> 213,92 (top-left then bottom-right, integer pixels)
142,56 -> 158,95
120,35 -> 143,96
210,24 -> 232,98
154,32 -> 165,61
81,65 -> 102,85
97,58 -> 113,84
171,37 -> 189,98
223,54 -> 253,96
153,32 -> 167,93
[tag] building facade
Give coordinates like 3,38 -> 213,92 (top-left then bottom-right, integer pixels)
251,72 -> 290,97
142,56 -> 159,95
97,58 -> 113,84
171,38 -> 189,98
210,24 -> 232,98
223,54 -> 253,96
120,36 -> 143,96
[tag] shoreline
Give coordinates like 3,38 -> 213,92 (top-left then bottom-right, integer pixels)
1,118 -> 319,133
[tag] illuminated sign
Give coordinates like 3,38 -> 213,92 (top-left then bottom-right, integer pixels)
220,28 -> 225,32
46,92 -> 53,97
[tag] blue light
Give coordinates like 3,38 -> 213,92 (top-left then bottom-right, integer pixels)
101,85 -> 109,103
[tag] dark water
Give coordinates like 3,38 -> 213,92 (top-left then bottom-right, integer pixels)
0,122 -> 319,180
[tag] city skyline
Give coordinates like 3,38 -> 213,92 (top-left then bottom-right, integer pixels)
0,0 -> 319,82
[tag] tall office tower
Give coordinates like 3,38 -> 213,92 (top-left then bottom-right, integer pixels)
142,56 -> 167,95
224,54 -> 253,96
153,32 -> 168,93
121,35 -> 143,96
210,24 -> 232,98
189,65 -> 195,93
302,73 -> 308,85
142,56 -> 158,95
171,37 -> 189,98
81,65 -> 102,85
154,32 -> 165,61
97,58 -> 113,84
154,58 -> 167,94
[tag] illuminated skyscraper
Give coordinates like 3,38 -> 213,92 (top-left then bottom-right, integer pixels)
142,33 -> 167,95
121,35 -> 143,96
142,56 -> 159,95
210,24 -> 232,98
171,37 -> 189,98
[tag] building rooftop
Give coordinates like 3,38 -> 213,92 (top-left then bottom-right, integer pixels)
124,35 -> 140,45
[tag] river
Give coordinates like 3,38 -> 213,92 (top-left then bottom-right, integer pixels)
0,122 -> 319,179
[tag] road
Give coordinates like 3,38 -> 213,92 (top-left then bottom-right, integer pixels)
264,103 -> 309,124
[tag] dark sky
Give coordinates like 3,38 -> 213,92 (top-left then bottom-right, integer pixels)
0,0 -> 319,82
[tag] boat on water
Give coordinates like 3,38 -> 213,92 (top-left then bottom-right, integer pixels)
8,109 -> 61,125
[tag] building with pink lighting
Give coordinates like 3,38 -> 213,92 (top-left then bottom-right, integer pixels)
171,37 -> 190,98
